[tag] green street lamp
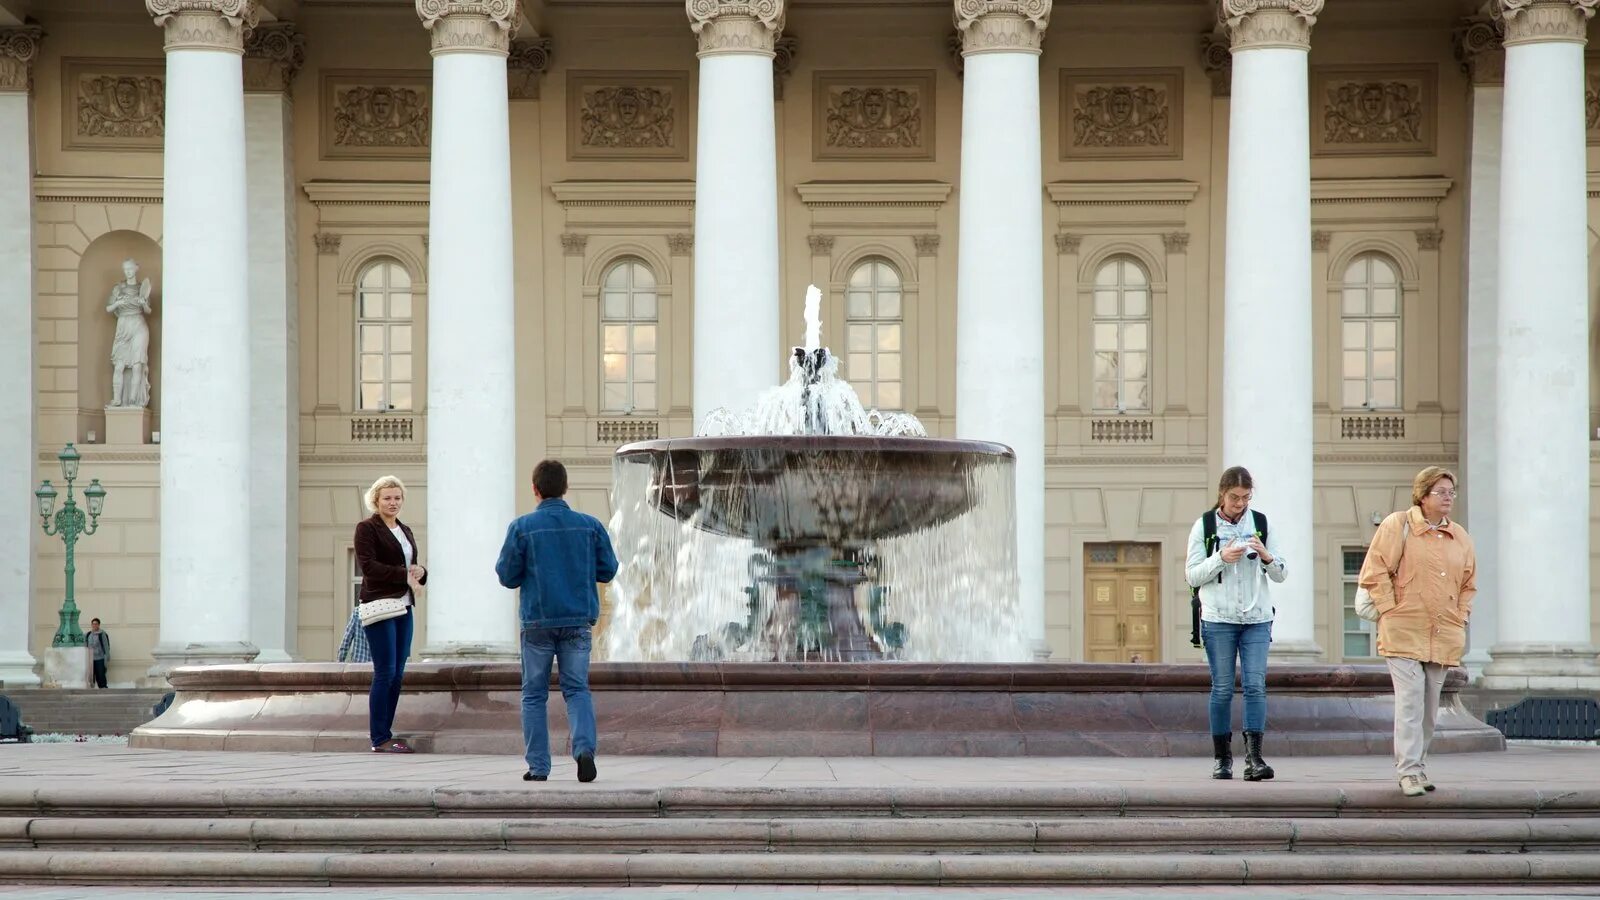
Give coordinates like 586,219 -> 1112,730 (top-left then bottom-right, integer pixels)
35,443 -> 107,648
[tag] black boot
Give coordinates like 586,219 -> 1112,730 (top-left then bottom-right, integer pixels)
1243,731 -> 1275,782
1211,734 -> 1233,780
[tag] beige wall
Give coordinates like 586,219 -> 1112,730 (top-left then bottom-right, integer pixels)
24,0 -> 1600,678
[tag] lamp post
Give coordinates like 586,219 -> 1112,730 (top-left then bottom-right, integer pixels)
35,443 -> 107,648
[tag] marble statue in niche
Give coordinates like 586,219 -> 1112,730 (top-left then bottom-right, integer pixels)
107,258 -> 153,409
1323,80 -> 1423,145
78,74 -> 165,140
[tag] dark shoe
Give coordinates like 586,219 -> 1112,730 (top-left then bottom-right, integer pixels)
1211,734 -> 1233,780
372,739 -> 414,754
1242,731 -> 1274,781
576,752 -> 597,783
523,771 -> 547,782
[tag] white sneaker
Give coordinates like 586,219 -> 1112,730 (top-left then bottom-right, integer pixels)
1399,774 -> 1427,797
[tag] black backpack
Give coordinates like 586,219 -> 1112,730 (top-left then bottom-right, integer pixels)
1188,508 -> 1270,648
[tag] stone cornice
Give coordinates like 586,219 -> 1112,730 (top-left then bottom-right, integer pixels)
302,181 -> 431,207
1218,0 -> 1323,52
1310,177 -> 1452,205
953,0 -> 1051,56
34,176 -> 165,204
550,180 -> 696,207
794,181 -> 953,208
1494,0 -> 1597,45
0,26 -> 43,94
243,22 -> 306,93
415,0 -> 520,55
686,0 -> 785,58
146,0 -> 258,53
1046,180 -> 1201,207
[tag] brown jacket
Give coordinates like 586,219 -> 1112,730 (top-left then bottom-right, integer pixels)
353,515 -> 427,604
1358,506 -> 1476,666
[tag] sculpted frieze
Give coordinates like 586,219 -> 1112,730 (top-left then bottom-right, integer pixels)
1060,69 -> 1181,161
814,71 -> 933,161
568,71 -> 688,160
321,71 -> 431,160
1312,66 -> 1435,158
64,59 -> 165,150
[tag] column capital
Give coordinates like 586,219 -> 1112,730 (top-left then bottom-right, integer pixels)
146,0 -> 258,53
243,22 -> 305,93
914,234 -> 941,256
416,0 -> 521,56
1311,230 -> 1332,252
1494,0 -> 1596,45
667,233 -> 694,256
508,36 -> 551,99
561,232 -> 588,256
1218,0 -> 1323,52
313,231 -> 342,255
1054,232 -> 1081,255
686,0 -> 786,57
1162,232 -> 1191,253
1415,228 -> 1444,251
1455,14 -> 1506,85
807,233 -> 834,256
0,26 -> 43,94
953,0 -> 1051,56
1200,30 -> 1232,97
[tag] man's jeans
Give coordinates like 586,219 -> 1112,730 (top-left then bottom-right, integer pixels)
520,625 -> 596,776
1201,620 -> 1272,735
91,658 -> 107,689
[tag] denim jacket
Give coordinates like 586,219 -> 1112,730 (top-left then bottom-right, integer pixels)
494,498 -> 620,629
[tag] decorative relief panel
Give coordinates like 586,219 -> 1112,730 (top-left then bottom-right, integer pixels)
1059,68 -> 1182,161
320,70 -> 431,160
1587,63 -> 1600,145
567,71 -> 689,161
1312,65 -> 1436,158
62,59 -> 165,151
812,70 -> 934,161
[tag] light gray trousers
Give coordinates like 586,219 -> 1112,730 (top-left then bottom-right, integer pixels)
1387,657 -> 1448,777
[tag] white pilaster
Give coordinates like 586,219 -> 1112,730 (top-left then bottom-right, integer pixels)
1483,0 -> 1600,690
1455,15 -> 1504,681
418,1 -> 519,658
146,1 -> 260,682
953,0 -> 1049,659
687,0 -> 783,427
244,24 -> 303,663
1217,1 -> 1323,661
0,27 -> 42,688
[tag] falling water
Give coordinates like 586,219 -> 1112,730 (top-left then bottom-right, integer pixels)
604,285 -> 1026,663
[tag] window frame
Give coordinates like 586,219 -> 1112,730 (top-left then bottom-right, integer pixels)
599,256 -> 660,415
353,258 -> 416,413
1338,252 -> 1403,412
1340,544 -> 1377,660
842,257 -> 906,412
1089,255 -> 1153,414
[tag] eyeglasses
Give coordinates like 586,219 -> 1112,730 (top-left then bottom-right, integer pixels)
1429,489 -> 1457,499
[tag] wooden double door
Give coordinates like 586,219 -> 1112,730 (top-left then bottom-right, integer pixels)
1084,543 -> 1161,663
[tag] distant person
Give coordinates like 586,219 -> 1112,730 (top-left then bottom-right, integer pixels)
353,475 -> 426,754
496,460 -> 618,784
1358,467 -> 1475,797
1185,466 -> 1285,782
86,618 -> 109,689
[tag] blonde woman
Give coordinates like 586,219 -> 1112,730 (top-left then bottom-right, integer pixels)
1358,466 -> 1476,797
353,475 -> 427,753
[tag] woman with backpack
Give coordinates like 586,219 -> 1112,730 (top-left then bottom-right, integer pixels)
1357,466 -> 1476,797
1185,466 -> 1287,782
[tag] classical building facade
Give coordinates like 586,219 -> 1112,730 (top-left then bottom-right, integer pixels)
2,0 -> 1599,687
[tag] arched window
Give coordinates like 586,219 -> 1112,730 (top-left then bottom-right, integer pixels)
356,259 -> 413,411
1091,256 -> 1151,413
1340,253 -> 1401,410
601,258 -> 658,413
844,258 -> 903,410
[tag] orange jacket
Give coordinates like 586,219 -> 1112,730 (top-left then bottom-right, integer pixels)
1358,506 -> 1477,666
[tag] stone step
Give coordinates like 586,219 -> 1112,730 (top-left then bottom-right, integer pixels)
0,849 -> 1598,886
3,783 -> 1597,820
6,690 -> 169,736
4,815 -> 1600,854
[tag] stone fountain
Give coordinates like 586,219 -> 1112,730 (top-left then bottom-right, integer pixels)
131,286 -> 1505,757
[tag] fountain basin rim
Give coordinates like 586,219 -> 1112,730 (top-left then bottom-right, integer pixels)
615,435 -> 1016,459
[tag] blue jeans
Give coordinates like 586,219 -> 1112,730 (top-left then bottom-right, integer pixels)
520,625 -> 596,776
1201,620 -> 1271,736
364,607 -> 413,747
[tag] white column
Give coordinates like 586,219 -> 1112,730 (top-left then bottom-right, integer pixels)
146,1 -> 259,681
687,0 -> 783,427
1218,1 -> 1323,661
1483,0 -> 1600,690
244,24 -> 303,663
953,1 -> 1049,659
418,1 -> 518,658
0,27 -> 42,688
1455,15 -> 1504,681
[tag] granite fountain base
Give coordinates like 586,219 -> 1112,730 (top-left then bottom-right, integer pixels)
129,662 -> 1505,757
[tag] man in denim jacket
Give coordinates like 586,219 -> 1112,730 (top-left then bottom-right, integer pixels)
495,459 -> 619,783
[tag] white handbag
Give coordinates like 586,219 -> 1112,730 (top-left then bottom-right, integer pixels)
1354,514 -> 1409,622
358,595 -> 410,627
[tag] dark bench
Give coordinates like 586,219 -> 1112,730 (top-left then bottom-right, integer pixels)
0,695 -> 34,743
1486,696 -> 1600,741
